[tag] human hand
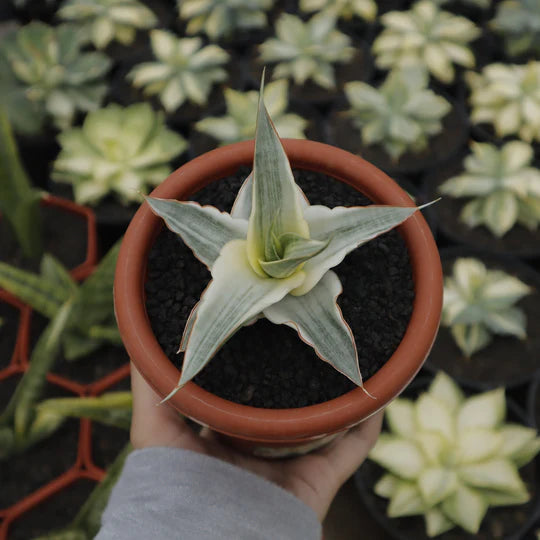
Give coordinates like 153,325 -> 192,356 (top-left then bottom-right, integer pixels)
130,363 -> 383,521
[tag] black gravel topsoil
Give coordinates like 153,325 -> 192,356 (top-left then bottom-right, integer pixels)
145,168 -> 415,409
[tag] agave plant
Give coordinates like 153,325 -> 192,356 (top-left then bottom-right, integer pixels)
0,241 -> 122,363
0,108 -> 42,260
34,444 -> 131,540
344,67 -> 451,160
58,0 -> 158,50
372,0 -> 480,84
195,79 -> 308,145
442,258 -> 531,357
259,12 -> 355,89
466,61 -> 540,142
52,103 -> 187,206
128,30 -> 229,113
369,372 -> 540,537
299,0 -> 377,22
439,141 -> 540,237
148,77 -> 430,399
0,22 -> 111,134
491,0 -> 540,57
178,0 -> 274,41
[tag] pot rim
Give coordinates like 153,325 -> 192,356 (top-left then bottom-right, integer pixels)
114,139 -> 443,443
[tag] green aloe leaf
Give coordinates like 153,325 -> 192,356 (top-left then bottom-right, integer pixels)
36,392 -> 132,430
264,270 -> 361,385
165,239 -> 305,398
146,197 -> 248,270
246,76 -> 309,276
2,300 -> 74,438
0,108 -> 42,259
0,257 -> 72,318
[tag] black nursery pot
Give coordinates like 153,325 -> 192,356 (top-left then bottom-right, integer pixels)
354,378 -> 540,540
423,154 -> 540,259
425,247 -> 540,391
325,97 -> 469,176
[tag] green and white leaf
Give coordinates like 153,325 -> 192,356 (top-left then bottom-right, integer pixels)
166,240 -> 306,397
264,270 -> 361,385
300,0 -> 376,21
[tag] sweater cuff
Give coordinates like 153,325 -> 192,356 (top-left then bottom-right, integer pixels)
98,447 -> 322,540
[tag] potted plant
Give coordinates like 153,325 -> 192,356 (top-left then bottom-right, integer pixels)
426,249 -> 540,390
0,290 -> 26,373
467,61 -> 540,143
355,371 -> 540,538
114,78 -> 442,456
425,140 -> 540,258
327,66 -> 467,175
50,102 -> 187,242
372,0 -> 481,85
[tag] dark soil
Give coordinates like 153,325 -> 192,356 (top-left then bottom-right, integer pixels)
0,203 -> 88,273
529,380 -> 540,431
355,388 -> 540,540
7,479 -> 95,540
326,98 -> 469,176
145,167 -> 414,409
0,300 -> 19,370
29,313 -> 130,385
0,378 -> 79,510
426,249 -> 540,390
424,156 -> 540,258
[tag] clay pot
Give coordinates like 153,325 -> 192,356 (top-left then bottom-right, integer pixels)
114,139 -> 443,456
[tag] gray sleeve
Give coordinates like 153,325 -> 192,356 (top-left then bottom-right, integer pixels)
96,447 -> 322,540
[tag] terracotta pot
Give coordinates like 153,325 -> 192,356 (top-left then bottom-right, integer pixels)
114,139 -> 443,456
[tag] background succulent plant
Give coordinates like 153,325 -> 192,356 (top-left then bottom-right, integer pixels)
178,0 -> 274,41
442,258 -> 531,357
439,141 -> 540,237
369,372 -> 540,537
344,67 -> 451,160
259,11 -> 355,89
0,22 -> 111,134
467,61 -> 540,142
128,30 -> 229,113
372,0 -> 480,84
491,0 -> 540,57
195,79 -> 308,145
58,0 -> 158,50
52,103 -> 187,206
299,0 -> 377,22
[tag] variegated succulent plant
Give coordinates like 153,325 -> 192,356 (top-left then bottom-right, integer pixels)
467,61 -> 540,142
442,258 -> 531,357
491,0 -> 540,57
0,22 -> 111,134
299,0 -> 377,22
52,103 -> 187,206
369,372 -> 540,537
439,141 -> 540,237
372,0 -> 480,84
128,30 -> 229,113
434,0 -> 490,7
148,77 -> 429,399
344,67 -> 451,160
58,0 -> 158,50
178,0 -> 274,41
195,79 -> 308,145
0,241 -> 123,364
259,12 -> 355,89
